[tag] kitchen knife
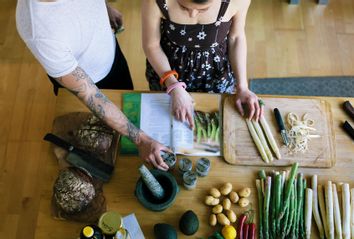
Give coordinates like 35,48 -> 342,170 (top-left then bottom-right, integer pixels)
343,101 -> 354,121
43,133 -> 114,182
343,121 -> 354,141
274,108 -> 290,146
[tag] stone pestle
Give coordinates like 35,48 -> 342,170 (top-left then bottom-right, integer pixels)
138,164 -> 165,200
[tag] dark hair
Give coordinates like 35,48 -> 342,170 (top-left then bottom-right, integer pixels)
191,0 -> 209,3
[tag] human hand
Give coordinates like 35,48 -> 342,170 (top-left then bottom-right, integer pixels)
170,87 -> 195,128
136,133 -> 171,171
235,88 -> 264,121
106,5 -> 123,33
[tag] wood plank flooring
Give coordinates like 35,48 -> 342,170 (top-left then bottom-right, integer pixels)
0,0 -> 353,238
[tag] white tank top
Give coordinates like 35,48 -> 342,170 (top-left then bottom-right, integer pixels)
16,0 -> 115,83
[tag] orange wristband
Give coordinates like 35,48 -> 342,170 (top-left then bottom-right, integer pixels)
159,70 -> 178,86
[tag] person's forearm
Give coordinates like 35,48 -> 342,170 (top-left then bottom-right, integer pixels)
143,45 -> 178,86
228,33 -> 248,91
56,67 -> 145,145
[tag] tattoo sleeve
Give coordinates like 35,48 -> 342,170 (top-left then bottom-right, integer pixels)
54,66 -> 143,144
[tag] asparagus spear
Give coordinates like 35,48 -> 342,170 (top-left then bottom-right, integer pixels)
256,179 -> 264,239
295,173 -> 304,238
318,184 -> 329,239
246,119 -> 269,163
332,183 -> 343,239
264,176 -> 272,239
278,163 -> 299,220
305,188 -> 313,239
325,181 -> 334,239
312,175 -> 325,239
252,120 -> 274,162
260,115 -> 281,159
341,184 -> 350,239
274,174 -> 282,236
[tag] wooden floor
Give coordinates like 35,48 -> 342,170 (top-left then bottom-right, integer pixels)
0,0 -> 353,238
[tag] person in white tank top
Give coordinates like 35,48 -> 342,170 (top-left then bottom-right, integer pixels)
16,0 -> 172,171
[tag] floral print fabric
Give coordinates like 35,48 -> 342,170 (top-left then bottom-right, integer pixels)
146,0 -> 236,93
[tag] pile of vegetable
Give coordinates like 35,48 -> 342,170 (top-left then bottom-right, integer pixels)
256,163 -> 354,239
310,175 -> 353,239
246,116 -> 281,163
204,183 -> 252,227
194,111 -> 220,144
256,163 -> 312,239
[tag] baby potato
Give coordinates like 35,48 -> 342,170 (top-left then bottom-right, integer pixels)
239,187 -> 251,198
217,213 -> 230,226
209,187 -> 221,198
220,182 -> 233,196
205,195 -> 220,206
238,197 -> 250,208
212,204 -> 223,214
225,209 -> 237,223
209,214 -> 217,226
229,191 -> 239,203
222,198 -> 231,210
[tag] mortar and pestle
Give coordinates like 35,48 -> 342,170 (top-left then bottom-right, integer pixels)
135,165 -> 179,211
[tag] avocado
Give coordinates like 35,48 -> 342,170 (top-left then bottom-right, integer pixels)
154,223 -> 177,239
179,210 -> 199,235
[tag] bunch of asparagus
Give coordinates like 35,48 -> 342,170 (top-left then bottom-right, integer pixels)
194,111 -> 220,143
256,163 -> 313,239
311,176 -> 353,239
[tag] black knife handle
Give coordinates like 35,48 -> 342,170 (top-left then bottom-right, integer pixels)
274,108 -> 285,131
343,101 -> 354,121
343,121 -> 354,141
43,133 -> 74,151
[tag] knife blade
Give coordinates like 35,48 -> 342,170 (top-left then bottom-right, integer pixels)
43,133 -> 114,182
274,108 -> 290,146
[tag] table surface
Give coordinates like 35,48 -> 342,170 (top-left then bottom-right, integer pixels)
35,90 -> 354,238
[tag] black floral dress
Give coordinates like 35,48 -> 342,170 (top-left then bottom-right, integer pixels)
146,0 -> 235,93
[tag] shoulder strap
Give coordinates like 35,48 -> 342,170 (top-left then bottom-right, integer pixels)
217,0 -> 231,20
156,0 -> 170,19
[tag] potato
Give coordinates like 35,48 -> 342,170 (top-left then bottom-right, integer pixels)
225,209 -> 237,223
217,213 -> 230,226
222,198 -> 231,210
209,188 -> 221,198
209,214 -> 217,226
220,182 -> 233,196
229,191 -> 239,203
212,204 -> 223,214
205,195 -> 220,206
239,187 -> 251,198
238,197 -> 250,207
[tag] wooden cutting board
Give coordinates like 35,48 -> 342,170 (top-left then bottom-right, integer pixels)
223,95 -> 336,167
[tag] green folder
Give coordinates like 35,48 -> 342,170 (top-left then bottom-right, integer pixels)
120,93 -> 141,154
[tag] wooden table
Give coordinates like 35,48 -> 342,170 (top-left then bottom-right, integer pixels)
35,90 -> 354,238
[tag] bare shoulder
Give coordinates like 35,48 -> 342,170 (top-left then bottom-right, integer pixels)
226,0 -> 251,18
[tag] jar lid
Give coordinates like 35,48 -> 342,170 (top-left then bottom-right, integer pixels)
82,226 -> 94,237
178,158 -> 192,172
98,211 -> 123,234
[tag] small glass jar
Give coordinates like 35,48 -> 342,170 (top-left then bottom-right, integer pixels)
196,157 -> 211,177
183,171 -> 198,190
161,151 -> 176,170
98,211 -> 130,239
178,158 -> 192,175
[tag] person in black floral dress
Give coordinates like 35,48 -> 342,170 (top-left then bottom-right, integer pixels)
142,0 -> 262,127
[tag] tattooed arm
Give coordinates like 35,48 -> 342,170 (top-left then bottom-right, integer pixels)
55,66 -> 170,170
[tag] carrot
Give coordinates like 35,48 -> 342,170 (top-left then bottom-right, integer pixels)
243,223 -> 249,239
